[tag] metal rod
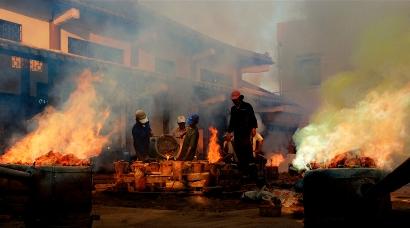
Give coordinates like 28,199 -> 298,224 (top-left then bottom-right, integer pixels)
366,158 -> 410,197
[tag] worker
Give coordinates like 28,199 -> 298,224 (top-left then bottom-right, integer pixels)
178,114 -> 199,161
227,90 -> 258,180
132,109 -> 153,161
172,115 -> 187,158
222,132 -> 237,163
252,128 -> 266,178
252,128 -> 264,157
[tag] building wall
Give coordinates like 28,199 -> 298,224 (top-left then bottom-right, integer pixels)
277,20 -> 352,120
0,8 -> 49,49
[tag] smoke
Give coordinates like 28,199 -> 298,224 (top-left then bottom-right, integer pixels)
139,0 -> 301,92
293,2 -> 410,170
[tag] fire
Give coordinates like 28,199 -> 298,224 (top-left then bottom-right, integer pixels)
207,127 -> 221,163
268,153 -> 285,167
0,70 -> 110,166
34,151 -> 89,166
293,84 -> 410,170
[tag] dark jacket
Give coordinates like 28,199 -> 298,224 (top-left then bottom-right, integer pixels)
132,122 -> 152,158
228,101 -> 257,136
179,126 -> 199,161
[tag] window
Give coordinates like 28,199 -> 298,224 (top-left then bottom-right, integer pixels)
155,58 -> 176,75
0,19 -> 21,42
11,57 -> 44,72
68,37 -> 124,63
295,54 -> 321,86
200,69 -> 232,86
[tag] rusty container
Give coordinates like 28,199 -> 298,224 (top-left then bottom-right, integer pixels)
182,161 -> 192,174
114,161 -> 129,177
265,166 -> 279,181
192,162 -> 204,173
172,161 -> 184,180
130,161 -> 145,172
148,162 -> 160,173
199,160 -> 210,171
160,161 -> 173,176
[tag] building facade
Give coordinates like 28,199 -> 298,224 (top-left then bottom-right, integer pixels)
0,0 -> 297,159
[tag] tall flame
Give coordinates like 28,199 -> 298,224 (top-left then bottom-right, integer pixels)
207,127 -> 221,163
0,70 -> 110,165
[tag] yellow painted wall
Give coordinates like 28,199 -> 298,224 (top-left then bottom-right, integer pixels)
0,8 -> 49,49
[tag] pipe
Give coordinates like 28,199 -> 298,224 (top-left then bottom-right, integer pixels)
366,158 -> 410,197
0,165 -> 32,179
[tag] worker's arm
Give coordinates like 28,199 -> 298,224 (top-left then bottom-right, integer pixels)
223,141 -> 229,154
255,139 -> 264,155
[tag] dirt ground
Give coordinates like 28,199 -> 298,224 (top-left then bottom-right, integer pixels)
92,206 -> 303,228
91,189 -> 304,228
90,185 -> 410,228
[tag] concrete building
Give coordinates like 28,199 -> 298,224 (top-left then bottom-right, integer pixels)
277,20 -> 354,124
0,0 -> 297,159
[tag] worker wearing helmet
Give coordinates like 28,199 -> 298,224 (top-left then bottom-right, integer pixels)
227,90 -> 258,180
178,114 -> 199,161
132,109 -> 153,161
172,115 -> 187,158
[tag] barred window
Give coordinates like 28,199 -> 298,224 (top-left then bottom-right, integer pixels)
30,60 -> 43,72
11,56 -> 23,69
68,37 -> 124,64
11,56 -> 43,72
0,19 -> 22,42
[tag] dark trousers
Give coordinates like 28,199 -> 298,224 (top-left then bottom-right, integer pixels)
233,132 -> 256,178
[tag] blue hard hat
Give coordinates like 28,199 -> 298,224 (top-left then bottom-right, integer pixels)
187,114 -> 199,125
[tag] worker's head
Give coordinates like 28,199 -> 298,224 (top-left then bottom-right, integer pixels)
135,109 -> 149,124
177,115 -> 186,128
186,114 -> 199,126
224,133 -> 233,141
231,90 -> 244,106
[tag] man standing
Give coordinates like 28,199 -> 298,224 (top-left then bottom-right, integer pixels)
227,90 -> 258,178
132,109 -> 152,161
178,114 -> 199,161
252,128 -> 264,158
223,133 -> 237,163
172,115 -> 187,158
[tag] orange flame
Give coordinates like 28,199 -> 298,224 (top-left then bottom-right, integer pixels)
207,127 -> 221,163
268,153 -> 285,167
0,70 -> 110,165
